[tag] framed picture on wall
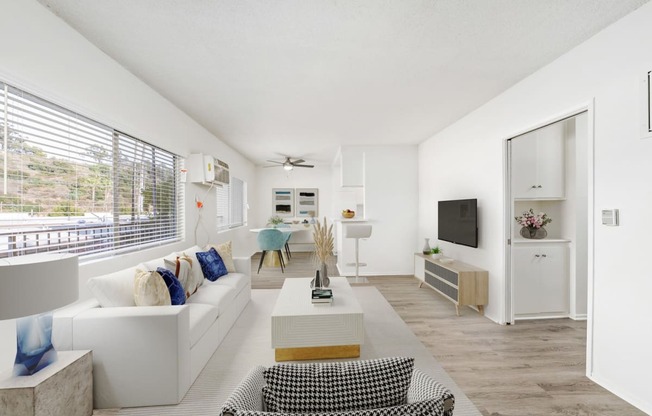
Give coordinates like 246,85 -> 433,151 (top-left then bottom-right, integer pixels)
272,188 -> 294,217
295,188 -> 318,218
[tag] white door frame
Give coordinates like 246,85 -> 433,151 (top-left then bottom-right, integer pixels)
503,100 -> 595,375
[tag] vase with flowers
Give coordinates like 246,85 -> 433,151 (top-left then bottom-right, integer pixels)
267,215 -> 284,228
311,217 -> 334,288
515,208 -> 552,239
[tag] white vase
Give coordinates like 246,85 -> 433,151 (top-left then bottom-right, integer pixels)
431,253 -> 442,260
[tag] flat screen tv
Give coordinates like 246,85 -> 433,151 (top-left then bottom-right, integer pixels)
438,199 -> 478,248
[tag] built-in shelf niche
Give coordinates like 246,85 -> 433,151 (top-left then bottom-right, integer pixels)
513,200 -> 564,240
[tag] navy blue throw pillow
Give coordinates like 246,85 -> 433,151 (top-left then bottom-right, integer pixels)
156,267 -> 186,305
195,247 -> 228,281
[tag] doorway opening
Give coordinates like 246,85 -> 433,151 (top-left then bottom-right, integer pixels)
504,106 -> 593,330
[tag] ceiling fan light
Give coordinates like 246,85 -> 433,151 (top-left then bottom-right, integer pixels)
283,162 -> 293,171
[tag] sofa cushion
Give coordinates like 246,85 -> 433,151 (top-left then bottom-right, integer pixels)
157,267 -> 186,305
196,247 -> 228,281
203,272 -> 249,294
235,399 -> 449,416
133,269 -> 171,306
205,241 -> 236,273
262,357 -> 415,413
186,284 -> 235,315
87,266 -> 138,307
187,303 -> 219,347
141,257 -> 165,271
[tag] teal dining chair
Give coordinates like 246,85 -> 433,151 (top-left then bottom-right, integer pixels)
256,228 -> 287,273
275,223 -> 292,260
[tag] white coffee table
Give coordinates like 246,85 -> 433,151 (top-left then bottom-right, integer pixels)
271,276 -> 364,361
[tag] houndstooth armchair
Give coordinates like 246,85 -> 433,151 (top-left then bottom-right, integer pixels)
220,357 -> 455,416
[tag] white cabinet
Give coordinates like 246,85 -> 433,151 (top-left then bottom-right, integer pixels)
513,243 -> 568,317
511,122 -> 565,199
340,148 -> 364,187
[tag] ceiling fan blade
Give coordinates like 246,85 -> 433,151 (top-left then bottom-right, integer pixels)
262,165 -> 281,168
291,158 -> 305,164
293,164 -> 314,168
265,160 -> 284,165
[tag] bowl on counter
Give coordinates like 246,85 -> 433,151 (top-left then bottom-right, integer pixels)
341,210 -> 355,219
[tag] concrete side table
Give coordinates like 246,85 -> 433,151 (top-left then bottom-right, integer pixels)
0,350 -> 93,416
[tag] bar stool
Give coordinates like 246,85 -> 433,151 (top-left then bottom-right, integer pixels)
345,224 -> 372,282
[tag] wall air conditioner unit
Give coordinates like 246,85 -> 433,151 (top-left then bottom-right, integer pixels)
186,153 -> 230,186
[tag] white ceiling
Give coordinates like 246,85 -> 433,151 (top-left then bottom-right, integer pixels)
38,0 -> 649,167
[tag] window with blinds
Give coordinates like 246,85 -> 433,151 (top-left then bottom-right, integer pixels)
216,176 -> 246,232
0,81 -> 182,259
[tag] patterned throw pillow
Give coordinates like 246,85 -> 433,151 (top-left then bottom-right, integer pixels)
133,269 -> 171,306
157,267 -> 186,305
195,247 -> 228,281
164,255 -> 196,298
262,357 -> 415,413
205,241 -> 236,273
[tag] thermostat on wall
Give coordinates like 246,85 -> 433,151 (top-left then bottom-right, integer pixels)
602,209 -> 619,226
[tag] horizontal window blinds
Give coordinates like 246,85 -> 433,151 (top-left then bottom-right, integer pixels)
216,183 -> 229,232
230,177 -> 245,227
0,81 -> 182,258
215,176 -> 246,232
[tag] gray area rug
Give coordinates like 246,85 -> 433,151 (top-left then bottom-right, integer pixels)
98,287 -> 481,415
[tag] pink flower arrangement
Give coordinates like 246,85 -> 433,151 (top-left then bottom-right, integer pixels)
515,208 -> 552,229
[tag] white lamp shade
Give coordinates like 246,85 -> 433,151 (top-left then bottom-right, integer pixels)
0,253 -> 79,320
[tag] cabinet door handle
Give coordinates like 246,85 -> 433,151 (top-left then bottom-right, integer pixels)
534,254 -> 540,257
531,185 -> 537,189
537,185 -> 542,188
541,254 -> 547,258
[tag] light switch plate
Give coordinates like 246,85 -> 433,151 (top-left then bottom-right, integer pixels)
602,209 -> 619,226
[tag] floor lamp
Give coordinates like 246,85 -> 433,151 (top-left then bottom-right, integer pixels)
0,253 -> 79,376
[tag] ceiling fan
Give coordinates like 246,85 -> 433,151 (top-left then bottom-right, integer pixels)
265,156 -> 314,171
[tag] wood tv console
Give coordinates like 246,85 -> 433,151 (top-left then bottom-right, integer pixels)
414,253 -> 488,316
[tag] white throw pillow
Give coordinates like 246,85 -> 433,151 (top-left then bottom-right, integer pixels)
87,266 -> 139,307
164,254 -> 196,298
205,241 -> 236,273
177,246 -> 205,290
133,269 -> 171,306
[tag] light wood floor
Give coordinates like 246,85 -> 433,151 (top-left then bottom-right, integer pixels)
252,252 -> 645,416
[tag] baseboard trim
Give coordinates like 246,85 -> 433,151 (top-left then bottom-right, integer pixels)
588,373 -> 651,415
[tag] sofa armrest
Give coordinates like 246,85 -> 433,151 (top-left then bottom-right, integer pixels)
233,256 -> 251,276
53,298 -> 101,350
72,305 -> 192,408
220,365 -> 266,416
408,369 -> 455,415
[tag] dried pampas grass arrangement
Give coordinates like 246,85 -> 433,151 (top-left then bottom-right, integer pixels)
312,217 -> 334,264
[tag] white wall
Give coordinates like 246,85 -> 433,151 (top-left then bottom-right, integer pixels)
418,3 -> 652,413
0,0 -> 257,375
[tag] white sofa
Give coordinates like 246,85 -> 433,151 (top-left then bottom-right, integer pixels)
53,245 -> 252,409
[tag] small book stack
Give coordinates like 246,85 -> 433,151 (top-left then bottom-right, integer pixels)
311,289 -> 333,305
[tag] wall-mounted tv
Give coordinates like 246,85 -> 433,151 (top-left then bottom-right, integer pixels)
438,199 -> 478,248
